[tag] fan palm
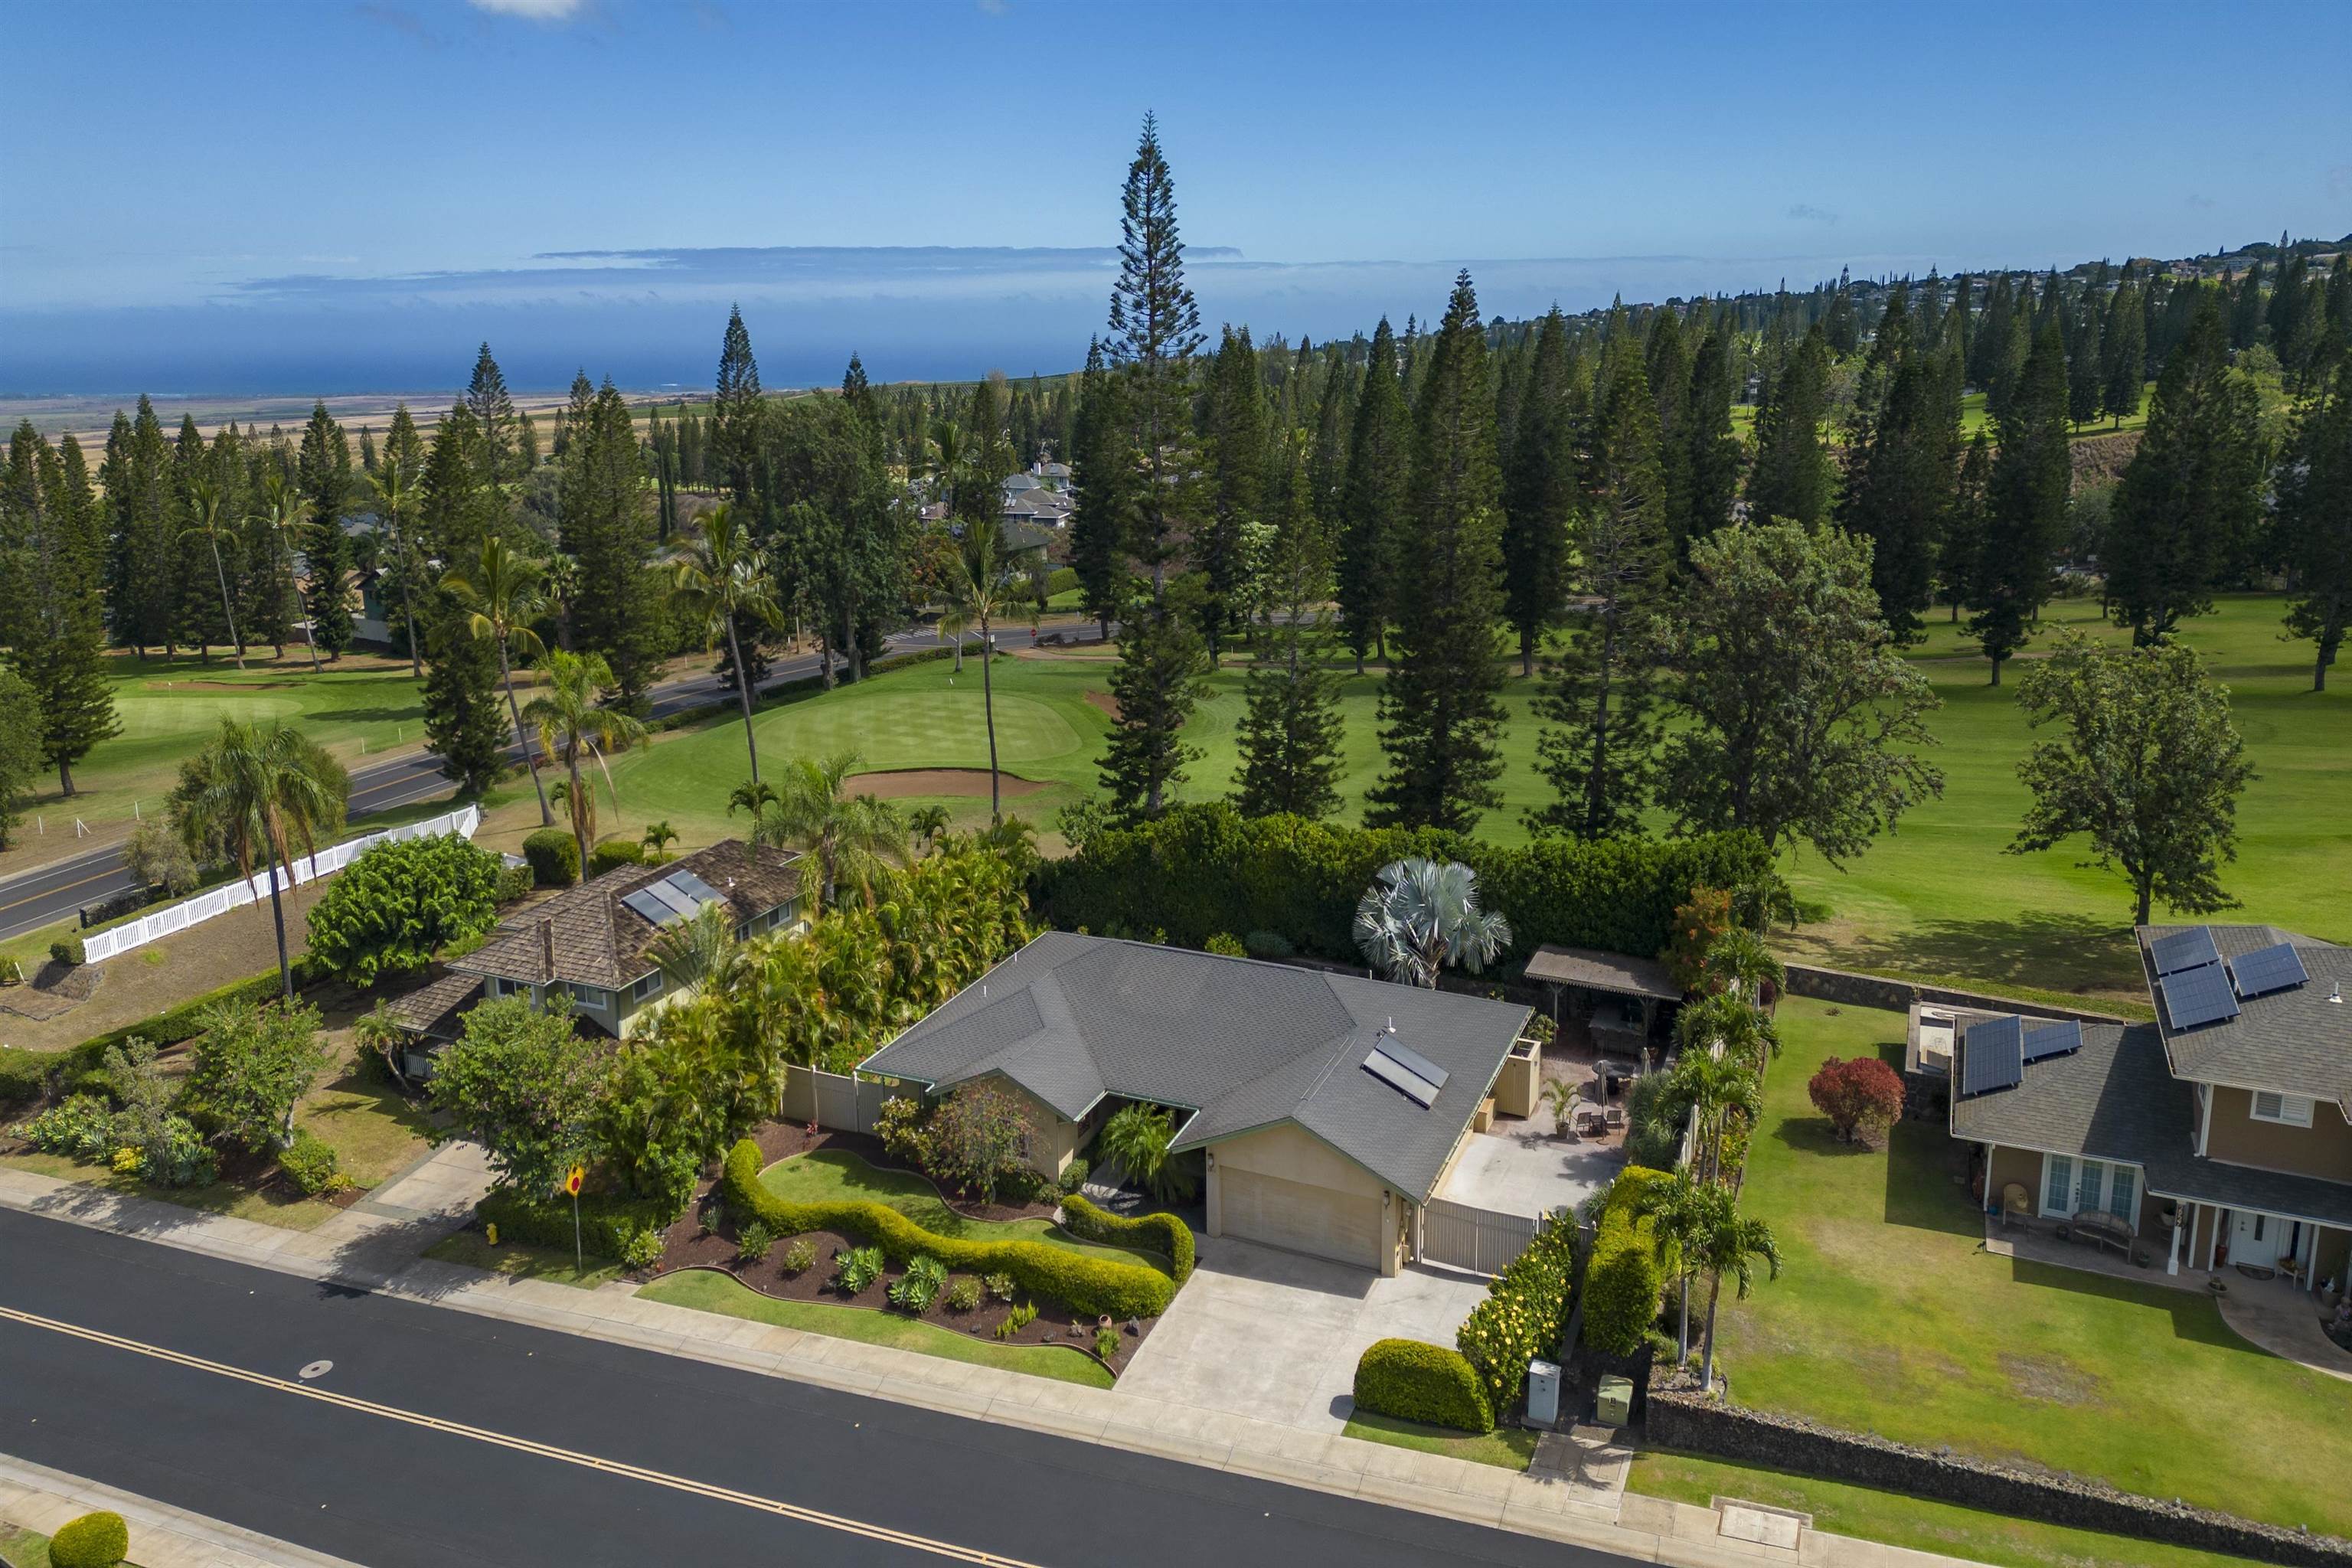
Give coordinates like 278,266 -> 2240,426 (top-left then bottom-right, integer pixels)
1675,991 -> 1780,1072
181,473 -> 246,669
369,460 -> 424,678
522,649 -> 648,875
749,751 -> 907,910
180,718 -> 345,999
938,522 -> 1041,823
668,501 -> 782,783
1633,1165 -> 1715,1364
1663,1048 -> 1764,1184
253,470 -> 319,672
441,536 -> 555,826
1690,1195 -> 1782,1393
1351,858 -> 1513,988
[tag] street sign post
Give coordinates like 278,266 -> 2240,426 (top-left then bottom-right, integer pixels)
564,1165 -> 585,1272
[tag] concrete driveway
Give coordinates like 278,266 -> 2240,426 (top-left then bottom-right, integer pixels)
1116,1233 -> 1492,1435
1436,1127 -> 1625,1220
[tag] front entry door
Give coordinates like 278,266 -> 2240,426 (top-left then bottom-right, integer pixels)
2230,1208 -> 2289,1269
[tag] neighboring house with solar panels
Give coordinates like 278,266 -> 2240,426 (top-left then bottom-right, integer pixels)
386,840 -> 804,1076
857,932 -> 1532,1276
1950,924 -> 2352,1293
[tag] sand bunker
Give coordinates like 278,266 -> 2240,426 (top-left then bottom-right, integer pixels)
845,768 -> 1050,799
1083,690 -> 1120,720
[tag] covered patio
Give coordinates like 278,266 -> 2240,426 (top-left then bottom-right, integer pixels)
1522,945 -> 1681,1063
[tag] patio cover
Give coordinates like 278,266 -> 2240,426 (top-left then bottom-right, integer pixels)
1522,945 -> 1681,1002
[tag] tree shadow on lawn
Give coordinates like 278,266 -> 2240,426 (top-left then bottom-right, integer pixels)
1839,909 -> 2137,997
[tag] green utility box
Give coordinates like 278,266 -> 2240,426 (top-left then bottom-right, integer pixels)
1596,1374 -> 1634,1427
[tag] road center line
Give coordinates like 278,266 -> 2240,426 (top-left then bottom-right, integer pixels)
0,1304 -> 1047,1567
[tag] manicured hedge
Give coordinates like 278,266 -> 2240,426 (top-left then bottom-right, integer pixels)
475,1187 -> 681,1261
0,964 -> 309,1109
1455,1210 -> 1581,1406
48,1510 -> 130,1568
588,839 -> 645,878
720,1138 -> 1174,1319
521,828 -> 580,888
1034,803 -> 1772,965
1060,1191 -> 1195,1283
1353,1338 -> 1494,1434
1582,1166 -> 1669,1355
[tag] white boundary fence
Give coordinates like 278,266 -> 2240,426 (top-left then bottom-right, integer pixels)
82,804 -> 482,965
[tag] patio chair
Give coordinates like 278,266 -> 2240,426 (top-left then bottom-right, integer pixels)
2000,1183 -> 2030,1230
1602,1105 -> 1626,1132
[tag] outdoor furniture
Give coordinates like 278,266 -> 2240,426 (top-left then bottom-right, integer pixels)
2000,1183 -> 2031,1230
2068,1210 -> 2133,1258
1602,1105 -> 1627,1132
1573,1107 -> 1608,1138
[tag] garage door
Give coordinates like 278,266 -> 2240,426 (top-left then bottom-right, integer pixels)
1218,1166 -> 1382,1270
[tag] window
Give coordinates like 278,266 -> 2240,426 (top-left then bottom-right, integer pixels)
2075,1158 -> 2102,1215
2044,1155 -> 2073,1214
2250,1091 -> 2314,1127
2106,1165 -> 2135,1223
629,972 -> 663,1003
570,985 -> 607,1011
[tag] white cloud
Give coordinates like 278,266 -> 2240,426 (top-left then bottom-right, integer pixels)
467,0 -> 585,19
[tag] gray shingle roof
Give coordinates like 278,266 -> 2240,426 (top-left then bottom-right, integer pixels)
1950,1018 -> 2352,1227
1522,945 -> 1681,1001
858,932 -> 1530,1201
2138,924 -> 2351,1112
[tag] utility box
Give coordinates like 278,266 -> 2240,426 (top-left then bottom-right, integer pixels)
1525,1358 -> 1561,1426
1596,1374 -> 1634,1427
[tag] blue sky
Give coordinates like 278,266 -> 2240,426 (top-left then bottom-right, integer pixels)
3,0 -> 2347,394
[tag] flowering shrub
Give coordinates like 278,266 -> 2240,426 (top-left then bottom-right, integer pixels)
1455,1214 -> 1581,1407
14,1093 -> 116,1159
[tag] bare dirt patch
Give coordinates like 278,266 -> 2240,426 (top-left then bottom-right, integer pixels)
1083,690 -> 1120,720
845,768 -> 1049,800
1999,1351 -> 2109,1408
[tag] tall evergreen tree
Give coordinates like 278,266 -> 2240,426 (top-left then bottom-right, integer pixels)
2066,289 -> 2105,428
1746,325 -> 1835,526
466,343 -> 521,491
1939,433 -> 1991,622
2229,260 -> 2267,350
1232,439 -> 1345,820
2105,296 -> 2264,645
1684,325 -> 1742,552
1099,607 -> 1210,821
1066,338 -> 1130,642
1646,306 -> 1695,559
1103,112 -> 1203,597
714,304 -> 764,507
1500,307 -> 1576,676
103,397 -> 175,656
2278,355 -> 2352,690
1971,322 -> 2070,684
1366,272 -> 1509,833
1837,284 -> 1958,643
2101,277 -> 2148,426
297,403 -> 355,658
1,424 -> 119,795
1528,332 -> 1666,838
416,404 -> 510,796
558,374 -> 667,711
1198,325 -> 1268,661
1336,317 -> 1409,671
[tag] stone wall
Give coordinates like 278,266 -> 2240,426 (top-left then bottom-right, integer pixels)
1646,1390 -> 2352,1567
1783,964 -> 2128,1026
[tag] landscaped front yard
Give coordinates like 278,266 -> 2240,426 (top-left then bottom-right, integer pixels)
756,1148 -> 1166,1270
1341,1411 -> 1538,1472
1683,997 -> 2352,1540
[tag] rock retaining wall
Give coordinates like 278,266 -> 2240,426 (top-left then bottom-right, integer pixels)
1782,964 -> 2128,1026
1646,1390 -> 2352,1566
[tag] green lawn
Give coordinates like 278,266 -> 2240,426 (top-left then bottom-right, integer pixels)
637,1267 -> 1114,1387
1630,1451 -> 2249,1568
0,1525 -> 55,1568
758,1148 -> 1170,1272
0,1148 -> 342,1230
1710,996 -> 2352,1539
1341,1411 -> 1539,1471
423,1230 -> 626,1290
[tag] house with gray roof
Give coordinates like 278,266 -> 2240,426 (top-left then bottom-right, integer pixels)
858,931 -> 1532,1275
1951,923 -> 2352,1294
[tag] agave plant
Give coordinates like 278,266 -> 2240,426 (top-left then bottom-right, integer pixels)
1351,857 -> 1512,988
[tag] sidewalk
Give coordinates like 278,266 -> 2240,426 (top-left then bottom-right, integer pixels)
2,1161 -> 1991,1568
0,1452 -> 360,1568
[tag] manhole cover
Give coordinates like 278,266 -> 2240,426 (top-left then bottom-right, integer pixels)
298,1360 -> 334,1380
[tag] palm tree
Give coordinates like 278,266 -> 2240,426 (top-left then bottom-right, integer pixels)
181,473 -> 245,669
749,751 -> 907,909
926,423 -> 975,672
1675,991 -> 1781,1073
1663,1048 -> 1764,1184
1352,857 -> 1513,987
523,649 -> 648,876
1704,926 -> 1785,1007
369,461 -> 423,678
441,536 -> 555,826
906,805 -> 952,853
1634,1165 -> 1714,1365
1097,1102 -> 1199,1204
668,501 -> 782,784
181,718 -> 345,999
640,820 -> 678,864
253,470 -> 319,672
938,521 -> 1040,822
1690,1193 -> 1782,1394
648,898 -> 744,991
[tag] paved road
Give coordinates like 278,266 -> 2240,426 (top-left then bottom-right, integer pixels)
0,1210 -> 1626,1568
0,625 -> 1063,943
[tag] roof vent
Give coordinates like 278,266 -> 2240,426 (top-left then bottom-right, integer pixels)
2331,982 -> 2344,1005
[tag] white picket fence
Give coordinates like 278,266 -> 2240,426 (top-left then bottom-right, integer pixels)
81,803 -> 482,965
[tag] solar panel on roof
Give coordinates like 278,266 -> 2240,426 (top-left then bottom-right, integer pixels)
2020,1018 -> 2082,1063
2150,927 -> 2222,977
1373,1037 -> 1450,1091
2161,963 -> 2242,1029
667,869 -> 724,906
2230,942 -> 2309,999
1960,1015 -> 2024,1096
642,879 -> 701,921
1362,1048 -> 1439,1108
621,888 -> 687,928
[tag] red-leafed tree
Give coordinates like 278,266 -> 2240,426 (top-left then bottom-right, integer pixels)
1808,1056 -> 1904,1147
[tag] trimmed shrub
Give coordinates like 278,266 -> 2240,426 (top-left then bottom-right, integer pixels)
1583,1166 -> 1670,1355
1455,1215 -> 1580,1407
305,834 -> 503,986
48,1510 -> 130,1568
1057,1156 -> 1090,1194
51,936 -> 87,967
1060,1191 -> 1195,1283
588,838 -> 645,879
736,1220 -> 776,1264
781,1238 -> 816,1274
475,1187 -> 681,1263
276,1128 -> 345,1195
945,1274 -> 984,1312
722,1139 -> 1174,1319
496,862 -> 537,903
1354,1338 -> 1494,1434
521,828 -> 580,889
1204,932 -> 1246,956
1241,929 -> 1293,960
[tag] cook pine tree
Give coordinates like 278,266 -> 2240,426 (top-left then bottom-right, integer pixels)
1336,316 -> 1410,672
1499,307 -> 1577,677
1232,436 -> 1346,821
1971,321 -> 2071,684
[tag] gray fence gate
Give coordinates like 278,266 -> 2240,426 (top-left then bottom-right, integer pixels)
1419,1198 -> 1542,1276
779,1067 -> 903,1136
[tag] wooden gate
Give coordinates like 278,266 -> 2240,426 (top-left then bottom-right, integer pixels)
1419,1198 -> 1542,1276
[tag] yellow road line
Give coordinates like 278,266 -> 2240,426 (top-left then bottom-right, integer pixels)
0,1305 -> 1047,1566
0,865 -> 125,918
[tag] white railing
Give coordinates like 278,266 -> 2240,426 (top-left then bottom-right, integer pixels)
81,804 -> 482,965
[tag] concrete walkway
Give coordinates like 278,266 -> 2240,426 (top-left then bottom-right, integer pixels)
0,1452 -> 360,1568
2216,1272 -> 2352,1383
2,1162 -> 1999,1568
